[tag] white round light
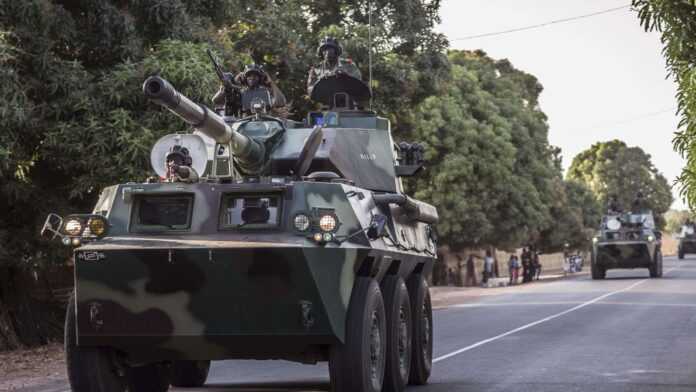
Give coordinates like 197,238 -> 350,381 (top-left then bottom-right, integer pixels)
648,235 -> 655,242
319,215 -> 337,232
606,218 -> 621,231
686,227 -> 694,235
293,214 -> 310,232
592,237 -> 599,244
323,232 -> 333,242
64,219 -> 83,236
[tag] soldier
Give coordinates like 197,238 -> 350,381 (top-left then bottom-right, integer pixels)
607,194 -> 622,214
307,37 -> 362,96
632,191 -> 647,212
212,63 -> 286,116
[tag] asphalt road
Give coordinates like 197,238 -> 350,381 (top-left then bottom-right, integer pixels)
29,256 -> 696,392
183,256 -> 696,392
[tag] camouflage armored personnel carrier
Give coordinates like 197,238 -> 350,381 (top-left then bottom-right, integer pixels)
678,222 -> 696,260
591,211 -> 663,279
41,53 -> 438,392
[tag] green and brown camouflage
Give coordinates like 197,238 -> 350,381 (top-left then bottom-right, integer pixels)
591,211 -> 662,277
42,70 -> 438,366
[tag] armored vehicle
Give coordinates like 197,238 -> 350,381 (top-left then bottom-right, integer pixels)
678,223 -> 696,259
591,211 -> 663,279
41,56 -> 438,392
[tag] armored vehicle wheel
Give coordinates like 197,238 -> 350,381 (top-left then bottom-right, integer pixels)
381,276 -> 412,392
329,277 -> 386,392
406,275 -> 432,385
678,248 -> 685,260
591,259 -> 605,280
649,250 -> 663,278
170,360 -> 211,387
65,293 -> 92,392
65,293 -> 169,392
128,363 -> 170,392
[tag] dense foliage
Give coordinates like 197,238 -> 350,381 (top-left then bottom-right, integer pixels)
567,140 -> 673,227
664,209 -> 692,234
408,50 -> 600,251
632,0 -> 696,208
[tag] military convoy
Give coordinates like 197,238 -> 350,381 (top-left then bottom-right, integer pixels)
591,210 -> 663,279
41,39 -> 438,392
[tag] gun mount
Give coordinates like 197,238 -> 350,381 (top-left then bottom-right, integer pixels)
143,76 -> 268,174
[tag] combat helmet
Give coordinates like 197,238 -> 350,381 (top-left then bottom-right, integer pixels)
316,36 -> 342,57
236,63 -> 267,85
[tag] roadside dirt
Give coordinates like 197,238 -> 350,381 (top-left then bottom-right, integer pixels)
0,343 -> 66,391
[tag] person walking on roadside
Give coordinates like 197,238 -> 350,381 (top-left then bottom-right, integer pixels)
527,246 -> 537,282
533,250 -> 542,280
464,254 -> 478,287
512,255 -> 521,284
521,247 -> 532,283
508,254 -> 516,285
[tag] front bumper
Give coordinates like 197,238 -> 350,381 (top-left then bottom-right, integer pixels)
680,239 -> 696,254
594,241 -> 655,269
74,244 -> 369,360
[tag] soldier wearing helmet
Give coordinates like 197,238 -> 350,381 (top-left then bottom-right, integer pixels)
307,37 -> 362,96
212,63 -> 286,117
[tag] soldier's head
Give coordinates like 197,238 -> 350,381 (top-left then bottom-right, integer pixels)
317,36 -> 342,63
242,64 -> 265,89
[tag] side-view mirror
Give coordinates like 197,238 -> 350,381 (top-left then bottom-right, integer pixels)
367,214 -> 388,240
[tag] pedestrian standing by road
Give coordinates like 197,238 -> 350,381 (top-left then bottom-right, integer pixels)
512,255 -> 521,284
464,254 -> 478,286
482,250 -> 494,284
508,254 -> 516,284
534,250 -> 542,280
521,247 -> 532,283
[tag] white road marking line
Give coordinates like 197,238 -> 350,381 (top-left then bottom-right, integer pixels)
434,267 -> 678,364
450,301 -> 696,308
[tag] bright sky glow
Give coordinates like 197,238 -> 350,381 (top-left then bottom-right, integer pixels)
437,0 -> 685,209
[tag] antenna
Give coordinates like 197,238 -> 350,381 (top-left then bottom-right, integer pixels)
368,0 -> 373,111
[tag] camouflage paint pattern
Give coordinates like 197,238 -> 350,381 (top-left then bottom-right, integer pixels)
75,180 -> 435,362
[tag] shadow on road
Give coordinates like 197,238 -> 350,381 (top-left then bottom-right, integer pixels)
198,380 -> 329,392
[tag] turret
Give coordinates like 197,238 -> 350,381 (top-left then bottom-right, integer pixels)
143,76 -> 265,174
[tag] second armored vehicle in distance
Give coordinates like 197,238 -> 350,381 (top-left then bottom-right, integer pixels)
591,210 -> 663,279
678,221 -> 696,259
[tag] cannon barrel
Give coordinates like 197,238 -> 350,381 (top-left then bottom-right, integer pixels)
143,76 -> 264,169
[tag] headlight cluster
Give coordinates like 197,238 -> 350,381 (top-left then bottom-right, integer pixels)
61,215 -> 109,239
293,211 -> 340,244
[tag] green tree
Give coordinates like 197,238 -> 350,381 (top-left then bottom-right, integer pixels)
409,50 -> 568,251
567,140 -> 673,227
632,0 -> 696,208
664,209 -> 692,234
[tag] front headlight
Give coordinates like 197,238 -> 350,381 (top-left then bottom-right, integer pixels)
648,235 -> 655,242
319,214 -> 338,232
88,217 -> 107,237
293,214 -> 311,232
63,219 -> 83,236
592,236 -> 599,244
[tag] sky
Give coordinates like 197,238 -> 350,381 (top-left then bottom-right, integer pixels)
436,0 -> 685,209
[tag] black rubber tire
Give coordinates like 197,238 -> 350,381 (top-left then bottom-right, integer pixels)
170,360 -> 211,387
406,275 -> 433,385
128,363 -> 170,392
591,257 -> 605,280
381,276 -> 412,392
650,250 -> 663,278
65,293 -> 92,392
678,248 -> 684,260
66,294 -> 127,392
329,277 -> 386,392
